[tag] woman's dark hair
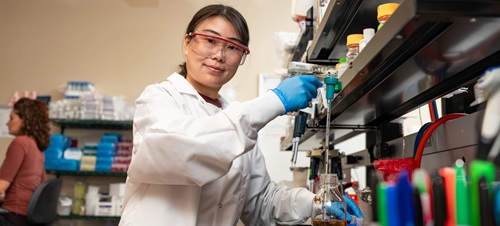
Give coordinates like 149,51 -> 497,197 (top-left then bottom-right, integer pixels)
13,98 -> 51,151
178,4 -> 249,77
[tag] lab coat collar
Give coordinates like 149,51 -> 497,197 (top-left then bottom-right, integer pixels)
167,73 -> 229,108
167,73 -> 198,96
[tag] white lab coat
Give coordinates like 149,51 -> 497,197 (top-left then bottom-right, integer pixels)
119,73 -> 315,226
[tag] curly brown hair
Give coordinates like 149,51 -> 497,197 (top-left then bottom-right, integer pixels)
13,98 -> 51,151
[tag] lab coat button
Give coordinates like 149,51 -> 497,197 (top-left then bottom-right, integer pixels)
218,204 -> 223,208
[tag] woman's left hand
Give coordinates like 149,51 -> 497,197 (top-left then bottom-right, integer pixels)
325,195 -> 364,222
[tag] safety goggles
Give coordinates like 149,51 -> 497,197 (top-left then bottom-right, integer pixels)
188,32 -> 250,66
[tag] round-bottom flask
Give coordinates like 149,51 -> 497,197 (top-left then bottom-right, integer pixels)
311,174 -> 346,226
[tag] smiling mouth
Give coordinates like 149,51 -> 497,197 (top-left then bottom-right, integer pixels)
205,64 -> 224,72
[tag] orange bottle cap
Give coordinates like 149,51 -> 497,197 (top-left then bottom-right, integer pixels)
346,34 -> 363,46
377,3 -> 400,20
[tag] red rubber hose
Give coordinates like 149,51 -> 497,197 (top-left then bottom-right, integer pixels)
414,113 -> 468,169
428,102 -> 436,122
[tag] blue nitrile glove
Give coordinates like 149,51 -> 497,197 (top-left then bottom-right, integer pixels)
272,75 -> 323,113
326,195 -> 364,222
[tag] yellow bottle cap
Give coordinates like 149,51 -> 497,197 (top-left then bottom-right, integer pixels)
336,63 -> 340,70
377,3 -> 399,20
346,34 -> 363,46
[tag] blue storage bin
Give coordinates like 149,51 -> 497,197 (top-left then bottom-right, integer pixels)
44,147 -> 64,159
57,159 -> 80,171
97,142 -> 116,157
104,133 -> 122,142
44,159 -> 60,170
48,134 -> 65,148
101,135 -> 119,144
95,164 -> 111,172
96,150 -> 115,157
97,142 -> 116,152
96,156 -> 113,165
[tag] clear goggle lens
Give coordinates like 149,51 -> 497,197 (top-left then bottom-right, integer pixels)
188,32 -> 250,66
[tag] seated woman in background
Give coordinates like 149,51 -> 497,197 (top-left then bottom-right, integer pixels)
0,98 -> 50,226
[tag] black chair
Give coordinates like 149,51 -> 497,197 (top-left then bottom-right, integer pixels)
26,178 -> 62,225
0,178 -> 62,226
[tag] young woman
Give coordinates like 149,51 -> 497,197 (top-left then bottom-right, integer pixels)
0,98 -> 50,226
120,4 -> 362,226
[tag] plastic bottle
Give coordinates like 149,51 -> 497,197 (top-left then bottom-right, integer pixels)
346,34 -> 363,64
359,28 -> 375,53
85,186 -> 100,215
377,3 -> 400,31
337,58 -> 348,78
311,174 -> 346,226
72,182 -> 87,215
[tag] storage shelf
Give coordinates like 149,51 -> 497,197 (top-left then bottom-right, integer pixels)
47,170 -> 127,177
51,119 -> 132,132
58,215 -> 120,221
307,0 -> 402,63
290,0 -> 500,150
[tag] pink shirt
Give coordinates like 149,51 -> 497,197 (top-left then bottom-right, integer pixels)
0,136 -> 46,215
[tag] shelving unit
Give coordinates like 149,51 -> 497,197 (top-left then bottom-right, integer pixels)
47,170 -> 127,178
49,119 -> 132,224
289,0 -> 500,150
58,215 -> 121,221
51,119 -> 132,134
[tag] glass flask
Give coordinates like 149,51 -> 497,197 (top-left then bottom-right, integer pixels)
311,174 -> 347,226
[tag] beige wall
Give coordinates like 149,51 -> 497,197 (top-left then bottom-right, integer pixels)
0,0 -> 299,161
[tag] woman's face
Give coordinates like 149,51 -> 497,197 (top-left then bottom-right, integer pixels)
183,16 -> 243,97
6,110 -> 23,136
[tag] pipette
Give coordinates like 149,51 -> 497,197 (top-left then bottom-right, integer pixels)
323,74 -> 341,174
291,112 -> 307,169
288,62 -> 329,169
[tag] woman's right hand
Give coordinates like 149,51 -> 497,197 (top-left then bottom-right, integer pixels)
271,75 -> 323,114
